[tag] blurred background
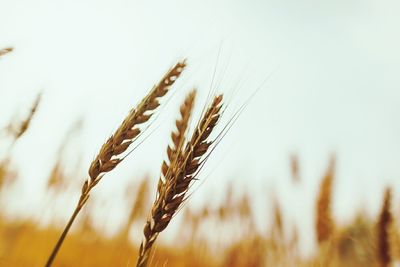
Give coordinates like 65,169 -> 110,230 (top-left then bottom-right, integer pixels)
0,0 -> 400,266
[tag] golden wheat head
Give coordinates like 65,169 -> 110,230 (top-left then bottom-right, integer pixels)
136,92 -> 224,267
0,47 -> 13,57
315,156 -> 335,244
45,60 -> 186,267
376,187 -> 392,267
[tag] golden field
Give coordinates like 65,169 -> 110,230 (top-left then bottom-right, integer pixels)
0,47 -> 399,267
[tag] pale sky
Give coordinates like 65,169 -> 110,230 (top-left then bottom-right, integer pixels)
1,0 -> 400,255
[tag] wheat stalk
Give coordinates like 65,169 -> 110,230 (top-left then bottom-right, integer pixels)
136,92 -> 223,267
44,60 -> 186,267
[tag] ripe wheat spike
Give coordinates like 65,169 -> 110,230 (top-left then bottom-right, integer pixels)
7,92 -> 42,142
44,60 -> 186,267
376,187 -> 392,267
315,156 -> 335,244
136,92 -> 224,267
0,47 -> 13,57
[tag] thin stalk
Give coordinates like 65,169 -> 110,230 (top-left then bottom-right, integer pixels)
44,199 -> 84,267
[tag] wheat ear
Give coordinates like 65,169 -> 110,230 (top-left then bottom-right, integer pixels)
377,187 -> 392,267
7,92 -> 41,142
44,61 -> 186,267
315,156 -> 335,244
122,178 -> 150,241
0,47 -> 13,57
136,93 -> 223,267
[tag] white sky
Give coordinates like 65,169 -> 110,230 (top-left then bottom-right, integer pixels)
1,0 -> 400,255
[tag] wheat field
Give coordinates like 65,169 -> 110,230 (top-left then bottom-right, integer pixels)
1,46 -> 400,267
